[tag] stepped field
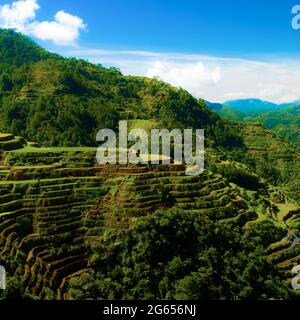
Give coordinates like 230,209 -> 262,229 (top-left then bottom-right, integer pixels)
226,122 -> 300,201
0,30 -> 299,300
0,134 -> 299,299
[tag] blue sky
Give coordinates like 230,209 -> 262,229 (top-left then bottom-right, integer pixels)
26,0 -> 300,57
1,0 -> 300,102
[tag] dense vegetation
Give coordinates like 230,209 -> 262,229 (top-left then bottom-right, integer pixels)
208,99 -> 300,148
0,29 -> 299,301
243,105 -> 300,148
0,29 -> 241,149
68,208 -> 292,300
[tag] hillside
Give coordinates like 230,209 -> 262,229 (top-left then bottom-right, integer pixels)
0,29 -> 224,148
208,100 -> 300,148
0,30 -> 299,300
224,98 -> 281,114
223,122 -> 300,200
243,105 -> 300,148
0,136 -> 299,299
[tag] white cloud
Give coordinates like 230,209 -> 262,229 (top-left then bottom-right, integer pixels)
147,61 -> 221,98
0,0 -> 86,45
30,11 -> 86,45
63,48 -> 300,103
0,0 -> 38,32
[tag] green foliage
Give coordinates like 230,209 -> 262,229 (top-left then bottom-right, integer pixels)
214,163 -> 261,189
0,30 -> 299,302
0,29 -> 243,150
15,217 -> 33,236
0,29 -> 52,68
213,100 -> 300,149
243,105 -> 300,149
0,273 -> 24,300
68,208 -> 292,300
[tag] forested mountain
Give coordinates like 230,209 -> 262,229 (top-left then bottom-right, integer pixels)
0,29 -> 230,148
224,98 -> 281,114
243,105 -> 300,148
207,99 -> 300,148
0,30 -> 299,300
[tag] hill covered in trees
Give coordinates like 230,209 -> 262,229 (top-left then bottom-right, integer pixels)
0,29 -> 230,148
0,30 -> 299,300
224,99 -> 281,114
208,99 -> 300,149
243,105 -> 300,149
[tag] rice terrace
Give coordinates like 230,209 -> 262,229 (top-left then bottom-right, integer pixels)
0,0 -> 300,305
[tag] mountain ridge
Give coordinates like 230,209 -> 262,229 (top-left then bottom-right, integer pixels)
0,29 -> 299,300
207,99 -> 300,148
224,98 -> 281,113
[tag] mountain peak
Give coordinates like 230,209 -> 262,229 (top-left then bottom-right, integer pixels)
0,29 -> 53,67
223,98 -> 280,113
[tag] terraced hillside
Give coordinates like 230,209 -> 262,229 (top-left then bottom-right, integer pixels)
0,133 -> 25,151
0,30 -> 299,300
227,122 -> 300,201
0,135 -> 299,299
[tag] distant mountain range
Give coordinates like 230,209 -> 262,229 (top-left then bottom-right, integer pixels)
224,98 -> 281,114
207,98 -> 300,115
206,98 -> 300,148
